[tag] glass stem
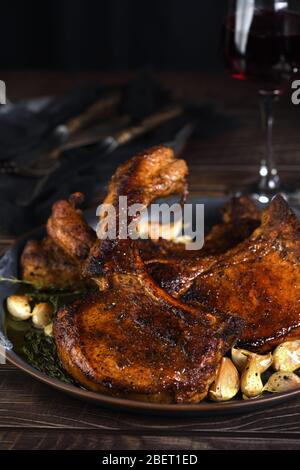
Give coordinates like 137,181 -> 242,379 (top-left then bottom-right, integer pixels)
258,91 -> 280,192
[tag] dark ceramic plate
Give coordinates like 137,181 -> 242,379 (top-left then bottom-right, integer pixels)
1,196 -> 300,416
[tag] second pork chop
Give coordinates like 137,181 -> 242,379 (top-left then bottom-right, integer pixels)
184,195 -> 300,352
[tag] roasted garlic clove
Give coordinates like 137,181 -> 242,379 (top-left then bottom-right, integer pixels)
44,322 -> 53,337
6,295 -> 32,320
259,353 -> 274,372
232,348 -> 272,373
263,371 -> 300,393
272,340 -> 300,372
231,348 -> 248,373
240,356 -> 264,398
240,353 -> 273,398
32,302 -> 53,328
209,357 -> 240,402
138,218 -> 180,240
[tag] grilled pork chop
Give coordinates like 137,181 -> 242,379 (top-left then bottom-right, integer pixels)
54,146 -> 243,402
54,244 -> 242,402
184,195 -> 300,352
47,192 -> 96,263
83,146 -> 188,281
143,196 -> 261,297
21,237 -> 84,290
21,192 -> 96,290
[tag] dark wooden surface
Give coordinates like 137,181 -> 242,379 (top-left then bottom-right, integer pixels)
1,70 -> 300,450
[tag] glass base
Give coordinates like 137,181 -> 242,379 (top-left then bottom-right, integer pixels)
229,180 -> 300,212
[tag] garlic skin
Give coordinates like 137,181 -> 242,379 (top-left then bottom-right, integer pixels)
264,371 -> 300,393
6,295 -> 32,320
272,340 -> 300,372
240,353 -> 273,398
209,357 -> 240,402
32,303 -> 53,329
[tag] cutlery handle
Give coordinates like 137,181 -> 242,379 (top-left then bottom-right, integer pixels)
114,105 -> 183,146
58,91 -> 121,137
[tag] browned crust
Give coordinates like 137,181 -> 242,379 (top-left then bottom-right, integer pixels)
103,146 -> 188,210
47,193 -> 96,263
138,196 -> 261,298
21,237 -> 86,290
184,195 -> 300,352
222,195 -> 261,223
83,146 -> 188,281
54,251 -> 243,403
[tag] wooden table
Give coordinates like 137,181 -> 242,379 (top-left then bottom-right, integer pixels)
1,71 -> 300,451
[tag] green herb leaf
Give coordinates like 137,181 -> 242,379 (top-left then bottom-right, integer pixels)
22,330 -> 76,385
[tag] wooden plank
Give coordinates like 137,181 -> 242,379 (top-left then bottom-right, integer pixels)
0,367 -> 300,436
0,431 -> 300,450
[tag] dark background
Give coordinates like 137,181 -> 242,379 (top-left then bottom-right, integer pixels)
1,0 -> 227,69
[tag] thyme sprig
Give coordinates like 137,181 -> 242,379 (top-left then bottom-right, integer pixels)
0,275 -> 35,286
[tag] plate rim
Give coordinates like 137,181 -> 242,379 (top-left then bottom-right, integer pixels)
5,347 -> 300,416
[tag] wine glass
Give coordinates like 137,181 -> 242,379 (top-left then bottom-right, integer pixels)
223,0 -> 300,204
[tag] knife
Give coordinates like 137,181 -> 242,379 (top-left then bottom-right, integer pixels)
2,90 -> 121,172
19,105 -> 183,207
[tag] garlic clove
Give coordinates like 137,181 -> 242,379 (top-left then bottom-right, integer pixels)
232,347 -> 272,374
259,353 -> 273,373
6,295 -> 32,321
209,357 -> 240,402
241,356 -> 265,398
231,347 -> 248,373
272,340 -> 300,372
263,371 -> 300,393
32,302 -> 53,329
44,322 -> 53,337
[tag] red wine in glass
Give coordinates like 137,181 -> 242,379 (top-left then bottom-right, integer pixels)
223,2 -> 300,203
224,9 -> 300,92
